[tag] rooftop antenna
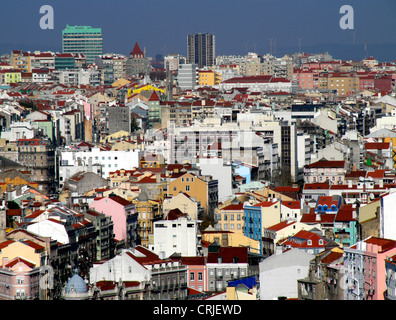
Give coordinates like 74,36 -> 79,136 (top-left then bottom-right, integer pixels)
297,37 -> 303,53
351,30 -> 357,45
267,38 -> 274,55
364,40 -> 368,59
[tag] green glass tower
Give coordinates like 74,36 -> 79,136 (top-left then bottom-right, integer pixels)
62,25 -> 103,64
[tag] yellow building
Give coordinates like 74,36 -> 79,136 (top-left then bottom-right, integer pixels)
198,70 -> 221,86
214,198 -> 244,233
0,240 -> 44,267
139,153 -> 165,168
202,229 -> 260,254
0,70 -> 22,84
168,173 -> 218,216
132,191 -> 161,248
319,72 -> 359,96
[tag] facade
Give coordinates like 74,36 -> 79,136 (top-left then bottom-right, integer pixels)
62,25 -> 103,64
206,242 -> 249,293
17,138 -> 55,194
126,42 -> 151,77
0,257 -> 40,300
59,147 -> 143,178
243,200 -> 281,254
187,33 -> 215,68
84,209 -> 115,261
304,160 -> 347,184
177,63 -> 198,90
163,192 -> 204,221
343,236 -> 396,300
179,256 -> 207,292
89,195 -> 138,248
215,199 -> 244,233
89,246 -> 188,300
167,172 -> 218,218
152,217 -> 202,258
133,191 -> 161,248
259,248 -> 314,300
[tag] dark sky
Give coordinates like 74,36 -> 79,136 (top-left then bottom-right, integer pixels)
1,0 -> 395,61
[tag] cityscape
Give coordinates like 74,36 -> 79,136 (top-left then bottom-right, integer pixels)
0,1 -> 396,304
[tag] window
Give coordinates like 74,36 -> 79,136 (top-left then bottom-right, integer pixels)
186,185 -> 190,191
198,272 -> 203,282
190,272 -> 195,281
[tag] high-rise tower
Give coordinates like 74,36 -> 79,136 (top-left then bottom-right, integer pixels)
62,25 -> 103,64
187,33 -> 215,68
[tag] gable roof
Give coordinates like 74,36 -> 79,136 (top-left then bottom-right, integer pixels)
306,160 -> 345,169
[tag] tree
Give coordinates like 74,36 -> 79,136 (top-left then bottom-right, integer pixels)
6,200 -> 20,209
131,115 -> 141,133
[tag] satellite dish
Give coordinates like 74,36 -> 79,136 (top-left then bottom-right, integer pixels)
368,176 -> 373,181
369,193 -> 375,200
359,176 -> 364,182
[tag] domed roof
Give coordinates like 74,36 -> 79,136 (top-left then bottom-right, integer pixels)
65,269 -> 87,294
138,190 -> 149,202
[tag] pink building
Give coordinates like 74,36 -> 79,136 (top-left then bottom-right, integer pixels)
180,256 -> 207,292
0,257 -> 40,300
344,237 -> 396,300
89,195 -> 138,248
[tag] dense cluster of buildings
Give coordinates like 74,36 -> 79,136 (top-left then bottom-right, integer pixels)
1,26 -> 396,301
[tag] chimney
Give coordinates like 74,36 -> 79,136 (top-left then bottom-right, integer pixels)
1,257 -> 8,267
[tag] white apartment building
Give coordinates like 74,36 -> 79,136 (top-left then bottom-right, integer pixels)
177,63 -> 198,90
168,112 -> 296,181
151,217 -> 202,258
59,147 -> 143,178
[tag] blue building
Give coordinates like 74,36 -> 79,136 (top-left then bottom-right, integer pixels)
333,204 -> 357,247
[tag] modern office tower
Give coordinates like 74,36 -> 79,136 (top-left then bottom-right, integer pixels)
187,33 -> 215,68
62,25 -> 103,64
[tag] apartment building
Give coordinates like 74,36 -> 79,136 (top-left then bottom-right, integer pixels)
17,138 -> 55,194
168,172 -> 218,218
343,237 -> 396,300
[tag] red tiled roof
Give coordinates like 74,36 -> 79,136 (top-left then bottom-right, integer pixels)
108,195 -> 133,207
180,256 -> 206,266
365,142 -> 390,150
5,257 -> 36,269
130,42 -> 144,56
306,160 -> 345,168
126,246 -> 168,267
252,201 -> 278,208
300,213 -> 336,224
207,246 -> 248,264
303,182 -> 331,190
282,201 -> 301,210
266,220 -> 296,232
0,240 -> 14,250
321,251 -> 344,264
335,204 -> 355,222
316,196 -> 339,208
148,90 -> 160,101
220,203 -> 244,211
